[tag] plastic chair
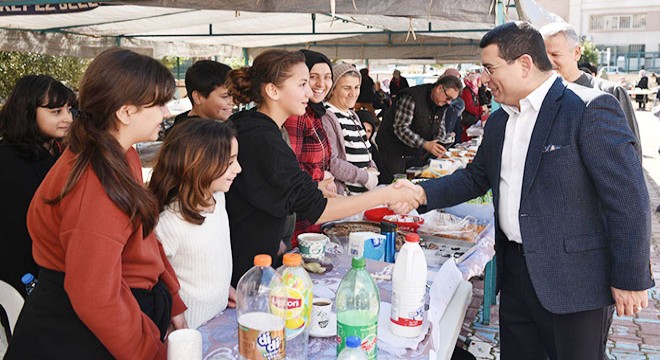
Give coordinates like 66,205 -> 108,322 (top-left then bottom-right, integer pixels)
0,280 -> 24,337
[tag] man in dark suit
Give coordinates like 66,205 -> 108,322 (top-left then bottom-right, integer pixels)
402,21 -> 654,359
540,22 -> 642,160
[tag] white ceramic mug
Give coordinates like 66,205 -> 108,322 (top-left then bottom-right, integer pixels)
310,297 -> 333,333
167,328 -> 202,360
298,233 -> 328,261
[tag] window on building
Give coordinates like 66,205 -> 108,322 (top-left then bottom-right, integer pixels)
633,14 -> 646,29
629,44 -> 645,53
619,16 -> 631,29
592,16 -> 604,30
591,14 -> 646,30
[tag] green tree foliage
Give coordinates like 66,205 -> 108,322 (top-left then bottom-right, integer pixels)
160,56 -> 190,80
159,56 -> 244,81
580,39 -> 599,67
0,51 -> 89,101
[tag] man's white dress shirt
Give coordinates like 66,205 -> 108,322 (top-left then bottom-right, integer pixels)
498,73 -> 558,244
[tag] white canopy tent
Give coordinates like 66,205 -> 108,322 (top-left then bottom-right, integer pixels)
0,0 -> 559,60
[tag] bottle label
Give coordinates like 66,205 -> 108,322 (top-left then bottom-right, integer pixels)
276,272 -> 312,340
337,321 -> 377,360
390,290 -> 425,328
238,324 -> 285,360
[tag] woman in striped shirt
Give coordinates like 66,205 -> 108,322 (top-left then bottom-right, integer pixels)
322,63 -> 379,195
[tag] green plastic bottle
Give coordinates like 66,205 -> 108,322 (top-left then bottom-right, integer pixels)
336,257 -> 380,360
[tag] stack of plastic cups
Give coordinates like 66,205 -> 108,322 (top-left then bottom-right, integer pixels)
380,221 -> 397,263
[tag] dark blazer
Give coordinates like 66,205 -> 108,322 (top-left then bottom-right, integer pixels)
574,72 -> 642,159
419,78 -> 654,314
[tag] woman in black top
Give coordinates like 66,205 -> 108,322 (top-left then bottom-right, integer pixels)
0,75 -> 75,296
225,50 -> 422,285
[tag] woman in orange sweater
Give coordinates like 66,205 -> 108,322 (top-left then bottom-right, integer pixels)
6,49 -> 187,359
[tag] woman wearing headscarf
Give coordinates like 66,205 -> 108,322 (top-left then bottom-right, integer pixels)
283,50 -> 336,247
224,50 -> 422,285
322,63 -> 379,195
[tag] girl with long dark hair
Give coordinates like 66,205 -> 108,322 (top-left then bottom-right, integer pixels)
0,75 -> 75,297
6,49 -> 187,360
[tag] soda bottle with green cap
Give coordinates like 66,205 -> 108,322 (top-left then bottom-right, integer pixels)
335,257 -> 380,359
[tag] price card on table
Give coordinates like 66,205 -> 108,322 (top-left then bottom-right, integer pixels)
428,258 -> 463,351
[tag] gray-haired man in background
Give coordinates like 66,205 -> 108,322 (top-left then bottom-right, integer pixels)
540,22 -> 643,159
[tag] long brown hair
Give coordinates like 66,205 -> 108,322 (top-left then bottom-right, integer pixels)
149,118 -> 236,225
48,48 -> 174,236
226,49 -> 305,106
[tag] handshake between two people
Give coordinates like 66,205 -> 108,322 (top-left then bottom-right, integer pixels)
315,173 -> 427,216
384,180 -> 427,215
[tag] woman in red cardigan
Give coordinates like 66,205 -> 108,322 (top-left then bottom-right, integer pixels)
6,49 -> 187,360
459,71 -> 487,142
282,50 -> 336,247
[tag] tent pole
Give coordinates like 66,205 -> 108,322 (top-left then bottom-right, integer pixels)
312,13 -> 316,34
489,0 -> 507,113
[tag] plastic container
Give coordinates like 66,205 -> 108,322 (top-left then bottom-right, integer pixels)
382,214 -> 425,233
21,273 -> 37,296
348,232 -> 385,262
275,253 -> 312,360
336,257 -> 380,360
236,254 -> 287,360
390,233 -> 428,338
337,336 -> 368,360
363,207 -> 395,222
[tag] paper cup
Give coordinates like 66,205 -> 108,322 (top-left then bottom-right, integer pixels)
167,329 -> 202,360
310,298 -> 333,333
298,233 -> 328,261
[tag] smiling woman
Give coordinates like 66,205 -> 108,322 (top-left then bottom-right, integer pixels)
150,119 -> 241,329
5,48 -> 187,360
323,63 -> 379,195
0,75 -> 75,298
224,50 -> 423,286
283,50 -> 335,246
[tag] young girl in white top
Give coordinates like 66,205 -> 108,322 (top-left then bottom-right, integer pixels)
149,118 -> 241,329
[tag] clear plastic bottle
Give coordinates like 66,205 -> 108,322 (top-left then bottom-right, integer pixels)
21,273 -> 37,295
336,257 -> 380,360
390,233 -> 427,338
337,336 -> 368,360
275,253 -> 312,360
236,254 -> 287,360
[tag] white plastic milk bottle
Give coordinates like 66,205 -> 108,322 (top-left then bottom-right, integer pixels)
390,233 -> 427,337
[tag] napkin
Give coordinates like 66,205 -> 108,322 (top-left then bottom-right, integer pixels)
377,301 -> 430,356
